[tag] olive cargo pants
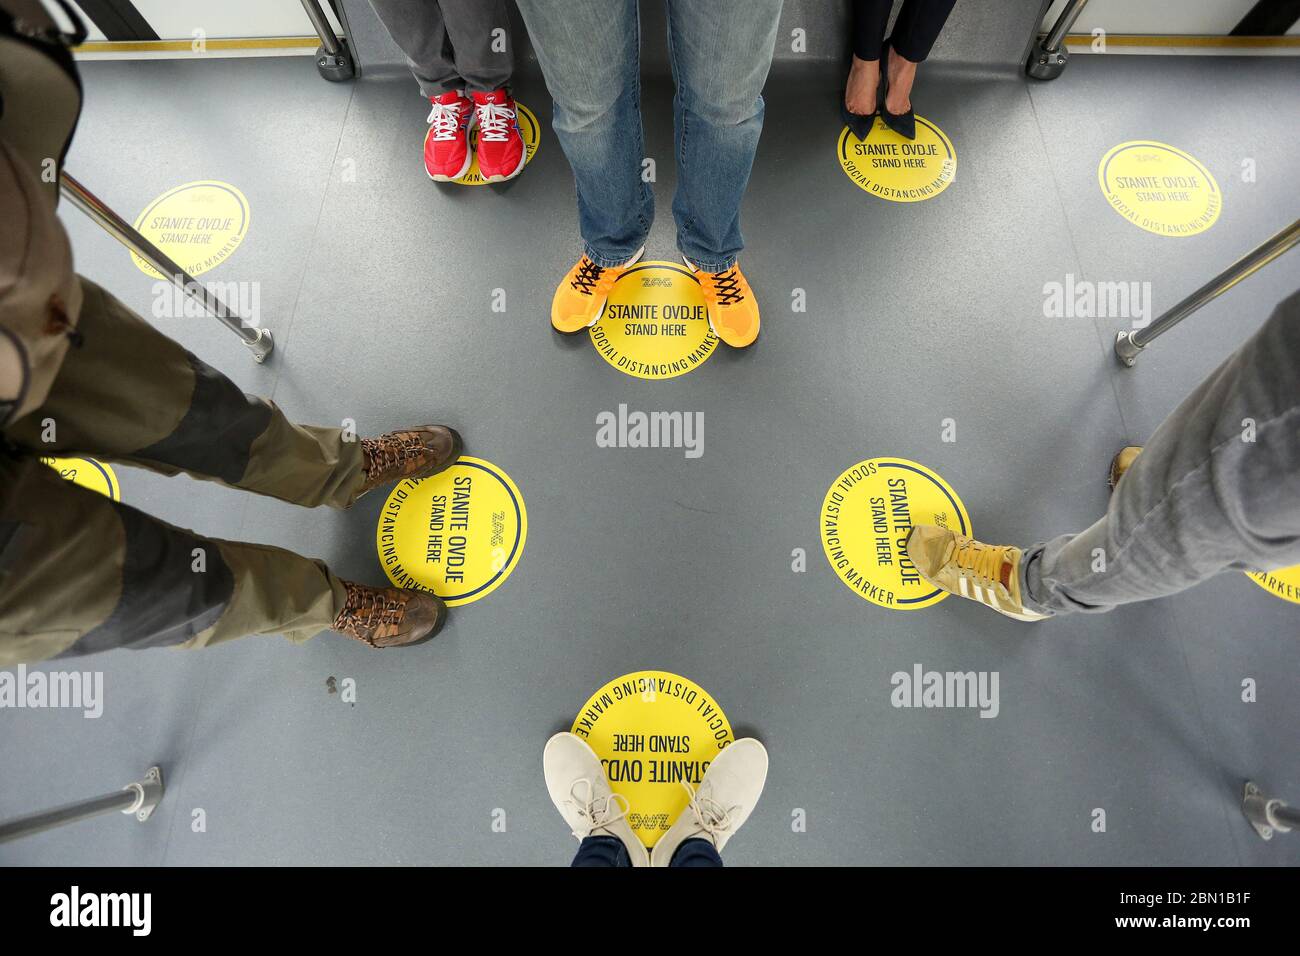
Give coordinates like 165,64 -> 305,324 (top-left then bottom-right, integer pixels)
0,278 -> 364,665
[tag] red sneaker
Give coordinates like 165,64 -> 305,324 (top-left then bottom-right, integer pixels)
424,90 -> 474,181
471,89 -> 526,182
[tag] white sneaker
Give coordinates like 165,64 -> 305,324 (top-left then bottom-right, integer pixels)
650,737 -> 769,867
543,732 -> 649,867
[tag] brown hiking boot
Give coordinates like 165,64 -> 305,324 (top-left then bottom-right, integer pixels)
358,425 -> 462,497
333,580 -> 447,648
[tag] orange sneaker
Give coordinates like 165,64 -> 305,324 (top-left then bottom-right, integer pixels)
550,247 -> 644,334
687,258 -> 759,348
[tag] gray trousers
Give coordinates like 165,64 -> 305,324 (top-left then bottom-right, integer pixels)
367,0 -> 513,96
1022,290 -> 1300,615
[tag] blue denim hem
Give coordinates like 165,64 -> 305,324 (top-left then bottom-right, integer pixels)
583,240 -> 648,270
679,251 -> 738,274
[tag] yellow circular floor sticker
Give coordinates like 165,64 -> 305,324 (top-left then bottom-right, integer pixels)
446,101 -> 541,186
589,261 -> 718,380
41,456 -> 120,500
1246,565 -> 1300,605
821,457 -> 970,610
375,456 -> 526,606
571,670 -> 734,848
131,180 -> 250,278
837,115 -> 956,202
1098,141 -> 1221,237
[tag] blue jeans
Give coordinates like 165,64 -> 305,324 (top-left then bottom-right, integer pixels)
571,835 -> 723,867
514,0 -> 782,271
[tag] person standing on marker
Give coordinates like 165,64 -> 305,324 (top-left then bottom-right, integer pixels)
513,0 -> 781,349
543,732 -> 769,867
367,0 -> 527,182
843,0 -> 958,140
0,7 -> 460,664
902,291 -> 1300,620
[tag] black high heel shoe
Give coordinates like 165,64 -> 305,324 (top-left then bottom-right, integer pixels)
840,59 -> 878,141
840,101 -> 877,141
879,46 -> 916,140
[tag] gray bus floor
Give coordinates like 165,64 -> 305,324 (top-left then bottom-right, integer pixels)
1,53 -> 1297,866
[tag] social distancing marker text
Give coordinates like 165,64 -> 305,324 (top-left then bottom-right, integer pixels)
821,457 -> 971,610
376,456 -> 526,607
589,261 -> 719,380
1098,141 -> 1221,236
838,116 -> 956,202
571,670 -> 734,848
132,180 -> 250,278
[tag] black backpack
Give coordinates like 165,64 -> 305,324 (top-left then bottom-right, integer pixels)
0,0 -> 85,204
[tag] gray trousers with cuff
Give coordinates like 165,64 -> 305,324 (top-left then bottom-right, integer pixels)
368,0 -> 513,96
1021,290 -> 1300,615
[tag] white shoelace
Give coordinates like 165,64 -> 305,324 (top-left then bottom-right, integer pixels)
426,100 -> 465,142
678,780 -> 736,840
475,101 -> 515,142
565,778 -> 631,839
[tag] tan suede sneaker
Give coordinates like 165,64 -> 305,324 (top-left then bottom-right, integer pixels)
1108,445 -> 1143,491
904,526 -> 1048,622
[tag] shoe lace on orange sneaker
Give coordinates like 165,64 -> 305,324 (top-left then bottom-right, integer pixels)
953,539 -> 1016,592
700,267 -> 745,306
570,257 -> 612,297
475,101 -> 516,142
427,100 -> 466,141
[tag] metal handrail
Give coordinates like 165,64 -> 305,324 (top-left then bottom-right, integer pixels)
59,172 -> 273,362
1115,217 -> 1300,367
0,766 -> 163,844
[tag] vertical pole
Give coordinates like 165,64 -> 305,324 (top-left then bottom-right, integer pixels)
299,0 -> 355,81
1026,0 -> 1091,79
298,0 -> 340,55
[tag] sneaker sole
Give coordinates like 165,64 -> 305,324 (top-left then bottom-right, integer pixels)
551,246 -> 646,335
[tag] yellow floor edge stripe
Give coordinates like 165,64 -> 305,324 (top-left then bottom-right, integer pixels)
74,37 -> 320,54
1063,33 -> 1300,49
76,32 -> 1299,57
